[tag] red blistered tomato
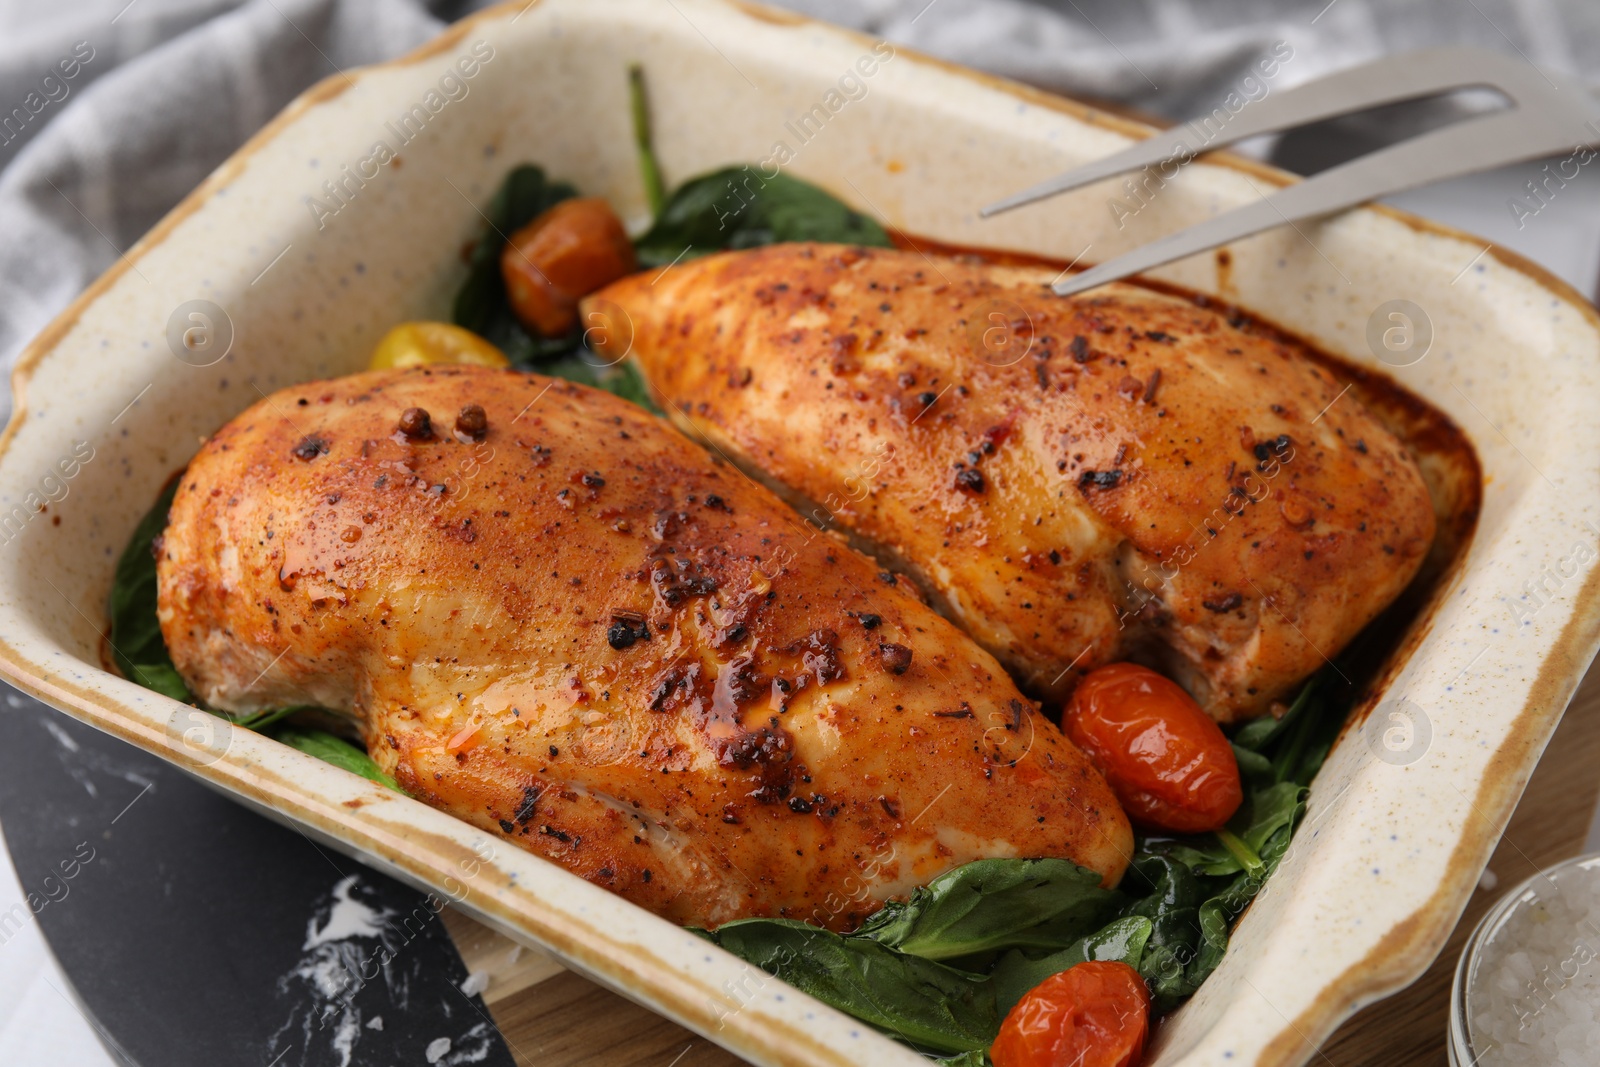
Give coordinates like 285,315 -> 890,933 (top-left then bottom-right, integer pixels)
1064,663 -> 1242,834
500,197 -> 637,337
991,960 -> 1151,1067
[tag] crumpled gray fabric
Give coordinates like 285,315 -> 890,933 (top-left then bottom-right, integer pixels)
796,0 -> 1600,117
0,0 -> 1595,423
0,0 -> 457,423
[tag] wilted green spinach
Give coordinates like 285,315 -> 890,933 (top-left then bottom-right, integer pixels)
702,672 -> 1352,1061
109,475 -> 191,703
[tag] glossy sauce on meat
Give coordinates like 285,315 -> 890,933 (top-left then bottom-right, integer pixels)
155,366 -> 1132,929
593,243 -> 1440,721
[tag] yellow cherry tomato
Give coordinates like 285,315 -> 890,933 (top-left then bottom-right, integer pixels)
367,322 -> 508,370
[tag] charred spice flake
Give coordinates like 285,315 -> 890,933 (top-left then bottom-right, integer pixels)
291,435 -> 330,461
515,785 -> 542,823
608,614 -> 651,649
1078,469 -> 1123,489
1253,435 -> 1293,462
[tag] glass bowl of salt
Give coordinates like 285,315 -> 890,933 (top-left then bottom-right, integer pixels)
1450,852 -> 1600,1066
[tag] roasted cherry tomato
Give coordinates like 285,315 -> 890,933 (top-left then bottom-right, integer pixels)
1064,662 -> 1242,834
368,321 -> 508,370
500,196 -> 637,336
991,960 -> 1150,1067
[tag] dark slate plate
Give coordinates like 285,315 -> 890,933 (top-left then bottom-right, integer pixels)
0,686 -> 516,1067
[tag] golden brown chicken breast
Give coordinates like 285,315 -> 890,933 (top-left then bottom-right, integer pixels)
155,366 -> 1131,929
591,243 -> 1436,721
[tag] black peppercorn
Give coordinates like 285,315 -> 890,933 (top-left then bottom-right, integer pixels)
398,407 -> 433,440
879,642 -> 914,675
455,404 -> 488,440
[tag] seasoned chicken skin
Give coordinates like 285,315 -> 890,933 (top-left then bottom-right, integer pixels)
156,366 -> 1130,929
592,244 -> 1436,721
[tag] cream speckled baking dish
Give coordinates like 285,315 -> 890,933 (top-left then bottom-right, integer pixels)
0,1 -> 1597,1064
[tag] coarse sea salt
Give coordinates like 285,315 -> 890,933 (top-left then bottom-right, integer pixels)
1466,857 -> 1600,1066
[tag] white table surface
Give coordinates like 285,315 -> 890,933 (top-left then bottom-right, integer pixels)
1,162 -> 1597,1067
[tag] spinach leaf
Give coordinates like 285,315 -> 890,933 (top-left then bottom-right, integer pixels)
989,916 -> 1153,1018
452,164 -> 580,364
1107,670 -> 1337,1012
634,168 -> 892,268
538,352 -> 661,414
108,476 -> 192,702
1152,780 -> 1308,881
1231,671 -> 1321,754
1116,853 -> 1209,1012
232,705 -> 310,733
853,858 -> 1119,961
1231,742 -> 1274,783
1183,817 -> 1304,997
1239,781 -> 1307,857
934,1053 -> 991,1067
709,918 -> 998,1054
1270,679 -> 1347,787
1154,839 -> 1243,879
270,727 -> 404,793
593,361 -> 659,411
706,860 -> 1118,1053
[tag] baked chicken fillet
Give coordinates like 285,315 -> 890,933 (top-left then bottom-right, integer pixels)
591,243 -> 1436,721
155,366 -> 1131,929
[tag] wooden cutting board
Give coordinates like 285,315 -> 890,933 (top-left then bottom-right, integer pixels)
443,664 -> 1600,1067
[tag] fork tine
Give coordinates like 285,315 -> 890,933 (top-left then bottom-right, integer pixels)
1051,105 -> 1594,297
981,133 -> 1200,218
983,47 -> 1547,218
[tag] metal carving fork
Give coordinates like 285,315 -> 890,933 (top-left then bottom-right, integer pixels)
981,47 -> 1600,297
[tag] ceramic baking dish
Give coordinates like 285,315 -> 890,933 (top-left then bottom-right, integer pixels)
1,1 -> 1597,1064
